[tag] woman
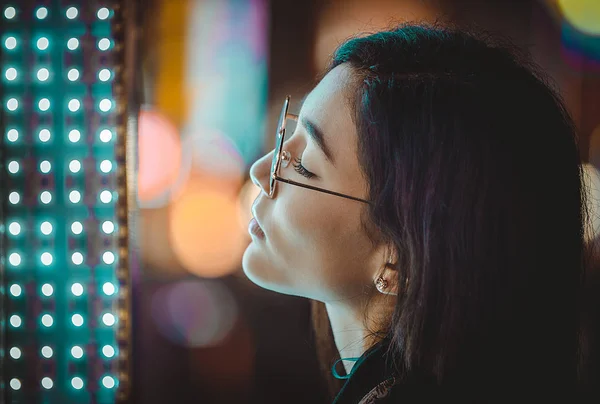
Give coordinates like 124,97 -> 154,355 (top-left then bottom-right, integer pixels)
243,23 -> 590,403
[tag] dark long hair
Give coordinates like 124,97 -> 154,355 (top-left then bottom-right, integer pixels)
311,22 -> 591,401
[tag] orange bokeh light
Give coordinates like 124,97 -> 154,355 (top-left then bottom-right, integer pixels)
169,176 -> 248,277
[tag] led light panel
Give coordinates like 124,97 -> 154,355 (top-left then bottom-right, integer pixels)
1,2 -> 132,403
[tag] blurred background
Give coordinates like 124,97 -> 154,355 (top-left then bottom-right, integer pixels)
130,0 -> 600,403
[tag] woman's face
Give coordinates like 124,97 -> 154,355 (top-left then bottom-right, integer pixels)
243,64 -> 387,303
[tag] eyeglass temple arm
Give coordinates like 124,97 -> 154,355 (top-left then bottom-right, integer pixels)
273,174 -> 371,205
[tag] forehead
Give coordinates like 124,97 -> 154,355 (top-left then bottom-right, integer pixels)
300,64 -> 357,166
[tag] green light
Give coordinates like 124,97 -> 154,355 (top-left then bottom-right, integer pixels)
69,159 -> 82,173
100,160 -> 112,173
67,68 -> 80,81
71,221 -> 83,235
40,160 -> 51,173
8,221 -> 21,235
7,97 -> 18,111
99,98 -> 112,112
35,7 -> 48,20
7,160 -> 19,174
8,252 -> 21,266
41,346 -> 53,358
98,38 -> 111,51
71,377 -> 84,390
36,37 -> 49,51
68,129 -> 81,142
41,252 -> 53,266
40,221 -> 53,235
103,282 -> 116,295
68,99 -> 81,112
71,346 -> 84,359
71,283 -> 84,296
4,36 -> 16,50
37,67 -> 50,82
99,69 -> 111,81
97,7 -> 110,20
100,190 -> 113,203
102,251 -> 115,264
10,379 -> 21,390
8,191 -> 20,204
41,283 -> 53,297
102,221 -> 115,234
102,313 -> 116,326
99,129 -> 113,142
4,6 -> 16,19
71,314 -> 84,327
41,377 -> 53,389
102,376 -> 116,389
7,128 -> 18,142
69,190 -> 81,203
67,38 -> 79,50
102,345 -> 115,358
9,315 -> 22,328
9,347 -> 22,359
41,314 -> 54,327
66,7 -> 78,19
40,191 -> 52,204
9,284 -> 22,297
39,128 -> 51,142
5,67 -> 17,81
71,252 -> 84,265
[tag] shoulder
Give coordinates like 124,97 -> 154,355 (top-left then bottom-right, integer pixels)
357,376 -> 400,404
356,375 -> 444,404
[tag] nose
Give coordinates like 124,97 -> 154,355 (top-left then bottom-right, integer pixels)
249,149 -> 273,198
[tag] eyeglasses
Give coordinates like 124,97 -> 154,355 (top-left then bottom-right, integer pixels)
269,95 -> 371,205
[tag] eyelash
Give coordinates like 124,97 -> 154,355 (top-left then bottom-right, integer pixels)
292,157 -> 315,179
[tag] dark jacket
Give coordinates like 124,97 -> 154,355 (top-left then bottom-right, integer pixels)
331,336 -> 438,404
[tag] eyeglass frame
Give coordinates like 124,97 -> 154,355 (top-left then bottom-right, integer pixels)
269,95 -> 372,205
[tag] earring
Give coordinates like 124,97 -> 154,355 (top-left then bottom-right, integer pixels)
281,150 -> 291,168
376,276 -> 389,292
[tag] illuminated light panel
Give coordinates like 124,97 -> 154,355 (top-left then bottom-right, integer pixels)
5,67 -> 17,81
40,252 -> 53,266
7,160 -> 19,174
100,190 -> 113,203
99,98 -> 112,112
7,97 -> 18,111
4,6 -> 16,19
67,68 -> 80,81
102,313 -> 116,326
39,128 -> 51,142
7,128 -> 18,142
40,160 -> 51,173
69,190 -> 81,203
71,377 -> 84,390
71,346 -> 84,359
37,37 -> 49,51
68,99 -> 81,112
68,129 -> 81,143
9,284 -> 22,296
40,221 -> 53,235
102,345 -> 115,358
98,38 -> 111,51
100,129 -> 113,142
38,98 -> 50,111
102,376 -> 116,389
41,377 -> 53,389
5,36 -> 17,50
100,160 -> 113,173
103,282 -> 116,296
41,314 -> 54,327
99,68 -> 111,81
41,284 -> 53,297
103,251 -> 115,264
67,38 -> 79,50
9,252 -> 21,266
97,7 -> 110,20
71,221 -> 83,235
41,346 -> 53,358
37,68 -> 50,81
40,191 -> 52,204
8,191 -> 20,204
35,7 -> 48,20
66,7 -> 78,19
69,160 -> 82,173
10,315 -> 22,328
10,347 -> 22,359
8,222 -> 21,235
71,314 -> 84,327
102,221 -> 115,234
71,252 -> 84,265
71,283 -> 84,296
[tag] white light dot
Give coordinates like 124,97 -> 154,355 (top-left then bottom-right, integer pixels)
10,315 -> 22,328
100,190 -> 113,203
69,190 -> 81,203
100,160 -> 112,173
97,7 -> 110,20
9,191 -> 20,204
4,6 -> 16,19
38,98 -> 50,111
99,129 -> 113,142
68,129 -> 81,142
71,221 -> 83,234
72,377 -> 84,390
8,160 -> 19,174
36,67 -> 49,82
5,36 -> 17,49
98,68 -> 111,81
41,377 -> 53,389
41,346 -> 53,358
98,38 -> 110,51
39,128 -> 51,142
67,68 -> 80,81
103,251 -> 115,265
5,67 -> 17,81
102,376 -> 116,389
40,160 -> 51,173
102,345 -> 115,358
68,99 -> 80,112
9,252 -> 21,266
41,221 -> 53,235
71,346 -> 84,358
41,314 -> 53,327
36,7 -> 48,20
102,221 -> 115,234
66,7 -> 78,19
72,314 -> 84,327
41,283 -> 53,296
7,98 -> 18,111
67,37 -> 79,50
10,347 -> 22,359
71,283 -> 84,296
99,99 -> 112,112
37,37 -> 49,50
10,378 -> 21,390
103,282 -> 116,296
102,313 -> 116,326
71,252 -> 83,265
9,222 -> 21,235
10,284 -> 22,297
7,128 -> 18,141
69,160 -> 81,173
40,191 -> 52,204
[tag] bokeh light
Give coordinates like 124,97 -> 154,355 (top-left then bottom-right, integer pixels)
557,0 -> 600,36
169,178 -> 248,277
138,109 -> 188,208
150,280 -> 238,347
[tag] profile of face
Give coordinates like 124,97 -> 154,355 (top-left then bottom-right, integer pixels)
243,64 -> 391,303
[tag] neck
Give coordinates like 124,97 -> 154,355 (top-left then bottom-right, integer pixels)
324,297 -> 391,375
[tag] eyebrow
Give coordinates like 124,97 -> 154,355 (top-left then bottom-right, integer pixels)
300,116 -> 335,166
